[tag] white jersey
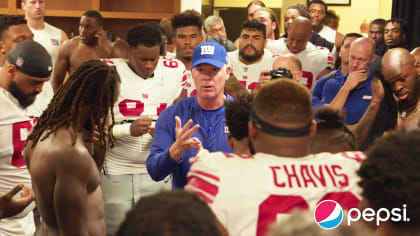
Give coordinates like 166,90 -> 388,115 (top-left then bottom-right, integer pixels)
266,38 -> 333,90
103,58 -> 185,175
25,81 -> 54,118
228,49 -> 277,92
319,25 -> 337,45
0,88 -> 35,236
186,151 -> 364,236
163,54 -> 196,97
182,70 -> 196,97
166,51 -> 176,59
29,22 -> 63,66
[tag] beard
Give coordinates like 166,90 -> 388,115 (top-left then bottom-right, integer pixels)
8,80 -> 37,108
239,45 -> 263,63
182,56 -> 192,62
399,74 -> 420,112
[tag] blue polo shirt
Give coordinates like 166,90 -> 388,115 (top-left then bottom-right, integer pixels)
322,73 -> 373,125
146,95 -> 233,189
312,68 -> 342,108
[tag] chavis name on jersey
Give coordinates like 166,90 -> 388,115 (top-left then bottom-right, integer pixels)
270,164 -> 349,188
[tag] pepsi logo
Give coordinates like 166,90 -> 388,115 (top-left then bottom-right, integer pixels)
314,200 -> 343,229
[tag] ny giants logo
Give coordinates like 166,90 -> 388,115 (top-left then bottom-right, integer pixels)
201,45 -> 215,55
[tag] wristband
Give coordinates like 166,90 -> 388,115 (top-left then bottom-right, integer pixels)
112,123 -> 131,138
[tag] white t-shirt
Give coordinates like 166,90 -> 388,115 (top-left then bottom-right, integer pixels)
186,151 -> 364,236
26,22 -> 63,118
29,22 -> 63,66
0,87 -> 35,236
103,58 -> 185,175
266,38 -> 333,90
228,49 -> 278,92
319,25 -> 337,45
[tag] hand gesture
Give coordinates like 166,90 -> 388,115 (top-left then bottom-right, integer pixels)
344,69 -> 369,90
259,70 -> 272,87
95,28 -> 108,45
0,184 -> 34,219
253,70 -> 272,95
189,139 -> 209,164
148,127 -> 155,137
130,117 -> 153,137
95,27 -> 111,55
168,116 -> 200,161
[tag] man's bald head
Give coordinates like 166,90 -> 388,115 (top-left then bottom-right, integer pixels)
411,47 -> 420,57
272,55 -> 303,81
411,47 -> 420,74
382,48 -> 418,105
287,17 -> 313,53
382,48 -> 415,76
288,17 -> 313,36
348,37 -> 376,72
351,37 -> 376,57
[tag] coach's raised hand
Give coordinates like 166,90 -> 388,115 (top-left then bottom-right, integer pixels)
169,116 -> 200,161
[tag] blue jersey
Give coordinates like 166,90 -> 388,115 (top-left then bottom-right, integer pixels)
146,95 -> 233,188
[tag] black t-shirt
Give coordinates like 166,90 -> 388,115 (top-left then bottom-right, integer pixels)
362,56 -> 397,150
375,43 -> 387,57
310,32 -> 335,52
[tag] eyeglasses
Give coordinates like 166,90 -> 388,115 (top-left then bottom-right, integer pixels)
209,26 -> 225,35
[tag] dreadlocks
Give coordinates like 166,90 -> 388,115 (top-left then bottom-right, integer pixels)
26,60 -> 120,149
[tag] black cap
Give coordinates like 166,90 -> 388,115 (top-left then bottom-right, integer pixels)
7,40 -> 52,78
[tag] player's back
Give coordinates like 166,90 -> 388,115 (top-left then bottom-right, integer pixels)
26,128 -> 105,236
186,151 -> 363,236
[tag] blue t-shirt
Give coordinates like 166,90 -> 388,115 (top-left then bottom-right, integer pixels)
322,73 -> 373,125
146,95 -> 233,188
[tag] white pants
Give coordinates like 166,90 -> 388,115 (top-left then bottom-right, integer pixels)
101,173 -> 171,235
0,211 -> 35,236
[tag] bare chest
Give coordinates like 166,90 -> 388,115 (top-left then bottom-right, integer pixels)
69,45 -> 109,73
398,109 -> 420,131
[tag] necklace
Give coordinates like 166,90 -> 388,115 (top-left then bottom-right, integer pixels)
400,102 -> 420,119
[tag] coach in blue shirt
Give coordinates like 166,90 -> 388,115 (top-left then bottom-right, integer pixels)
147,42 -> 233,188
313,33 -> 363,109
321,38 -> 376,125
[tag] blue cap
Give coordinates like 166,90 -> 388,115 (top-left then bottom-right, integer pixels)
191,41 -> 227,70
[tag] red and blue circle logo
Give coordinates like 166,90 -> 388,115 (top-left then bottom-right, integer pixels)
314,200 -> 343,229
